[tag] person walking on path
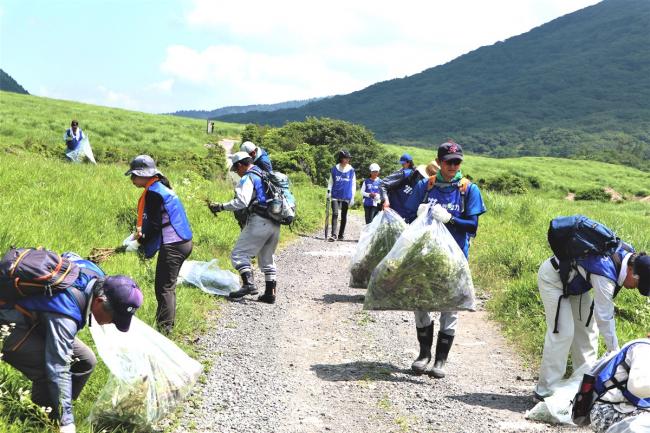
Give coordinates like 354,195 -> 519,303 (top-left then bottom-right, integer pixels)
124,155 -> 193,334
327,150 -> 356,241
361,163 -> 382,224
380,153 -> 424,219
0,252 -> 143,433
534,246 -> 650,400
240,141 -> 274,173
404,141 -> 486,378
208,151 -> 280,304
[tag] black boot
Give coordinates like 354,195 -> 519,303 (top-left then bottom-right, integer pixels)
229,271 -> 258,299
258,280 -> 276,304
411,323 -> 433,374
430,332 -> 454,378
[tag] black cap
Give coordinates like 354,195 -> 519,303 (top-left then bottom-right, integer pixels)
634,254 -> 650,296
338,150 -> 351,162
437,141 -> 463,161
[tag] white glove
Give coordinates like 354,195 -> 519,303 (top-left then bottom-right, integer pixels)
417,203 -> 428,217
122,234 -> 140,253
431,204 -> 452,223
60,424 -> 76,433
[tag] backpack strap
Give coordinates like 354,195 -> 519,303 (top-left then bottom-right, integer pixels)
550,257 -> 573,333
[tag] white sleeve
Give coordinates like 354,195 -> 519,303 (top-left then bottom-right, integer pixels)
628,343 -> 650,398
351,173 -> 357,200
360,181 -> 370,198
223,176 -> 254,211
588,271 -> 619,352
327,173 -> 333,193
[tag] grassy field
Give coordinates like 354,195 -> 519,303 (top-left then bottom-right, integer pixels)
386,143 -> 650,365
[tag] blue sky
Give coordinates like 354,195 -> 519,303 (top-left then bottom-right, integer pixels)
0,0 -> 600,113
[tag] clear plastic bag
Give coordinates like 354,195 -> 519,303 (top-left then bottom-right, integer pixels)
525,368 -> 586,425
349,209 -> 407,288
65,136 -> 96,164
178,259 -> 240,296
364,203 -> 476,311
88,317 -> 202,428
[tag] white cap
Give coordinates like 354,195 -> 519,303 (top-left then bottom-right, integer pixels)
369,163 -> 380,172
230,151 -> 251,165
240,141 -> 257,154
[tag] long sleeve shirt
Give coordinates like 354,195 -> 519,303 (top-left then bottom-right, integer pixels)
360,179 -> 381,206
223,174 -> 255,211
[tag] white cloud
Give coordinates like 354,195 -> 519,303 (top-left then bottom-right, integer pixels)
146,79 -> 175,93
97,85 -> 140,110
162,0 -> 600,106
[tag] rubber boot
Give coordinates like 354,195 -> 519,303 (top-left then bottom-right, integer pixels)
430,332 -> 454,378
258,280 -> 276,304
411,323 -> 434,374
229,271 -> 258,299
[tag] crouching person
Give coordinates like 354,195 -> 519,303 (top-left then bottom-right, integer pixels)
0,249 -> 143,433
208,152 -> 280,303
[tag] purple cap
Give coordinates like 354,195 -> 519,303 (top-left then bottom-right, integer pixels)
103,275 -> 143,332
634,255 -> 650,296
437,141 -> 464,161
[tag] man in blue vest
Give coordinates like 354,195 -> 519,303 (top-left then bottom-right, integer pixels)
581,337 -> 650,432
404,141 -> 486,378
380,153 -> 424,220
327,150 -> 356,241
0,258 -> 143,433
240,141 -> 273,173
535,249 -> 650,401
209,152 -> 280,303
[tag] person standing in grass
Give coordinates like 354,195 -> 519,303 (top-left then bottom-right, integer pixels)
240,140 -> 274,173
380,153 -> 424,220
361,163 -> 382,224
207,152 -> 280,304
327,150 -> 356,241
124,155 -> 193,334
0,253 -> 143,433
63,120 -> 84,160
404,141 -> 486,378
534,245 -> 650,400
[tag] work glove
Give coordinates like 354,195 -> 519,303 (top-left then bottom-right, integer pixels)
431,204 -> 452,223
60,423 -> 76,433
208,202 -> 224,214
122,234 -> 140,253
417,203 -> 428,217
369,192 -> 377,198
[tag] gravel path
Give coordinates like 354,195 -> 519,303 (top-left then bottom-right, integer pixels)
175,215 -> 586,433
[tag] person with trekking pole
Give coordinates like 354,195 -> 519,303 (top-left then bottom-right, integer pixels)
404,141 -> 486,378
326,150 -> 356,241
571,335 -> 650,432
380,153 -> 425,220
124,155 -> 193,334
207,152 -> 280,303
0,248 -> 143,433
534,216 -> 650,400
361,163 -> 382,224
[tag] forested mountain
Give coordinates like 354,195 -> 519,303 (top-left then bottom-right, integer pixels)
0,69 -> 29,95
218,0 -> 650,169
171,97 -> 324,119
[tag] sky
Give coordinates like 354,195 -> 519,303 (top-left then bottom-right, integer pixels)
0,0 -> 601,114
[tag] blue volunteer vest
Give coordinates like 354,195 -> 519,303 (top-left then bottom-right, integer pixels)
363,178 -> 382,207
425,181 -> 470,257
15,259 -> 104,329
331,166 -> 355,201
594,340 -> 650,409
565,245 -> 633,295
387,168 -> 416,218
65,128 -> 83,151
142,181 -> 193,259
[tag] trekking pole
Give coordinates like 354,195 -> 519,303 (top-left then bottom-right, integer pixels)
324,193 -> 331,240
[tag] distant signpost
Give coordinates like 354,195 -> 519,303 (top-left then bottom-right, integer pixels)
206,120 -> 216,134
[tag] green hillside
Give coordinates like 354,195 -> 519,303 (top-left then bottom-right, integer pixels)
0,93 -> 649,432
219,0 -> 650,170
0,69 -> 29,95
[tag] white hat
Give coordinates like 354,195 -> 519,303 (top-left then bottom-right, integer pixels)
229,151 -> 252,169
369,163 -> 380,172
240,141 -> 257,154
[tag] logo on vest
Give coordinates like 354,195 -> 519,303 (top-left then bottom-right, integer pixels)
335,176 -> 350,182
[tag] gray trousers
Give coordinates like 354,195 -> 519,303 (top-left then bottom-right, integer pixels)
231,214 -> 280,281
414,311 -> 458,335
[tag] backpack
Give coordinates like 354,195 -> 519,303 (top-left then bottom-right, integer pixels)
0,247 -> 80,302
547,215 -> 626,333
250,170 -> 296,225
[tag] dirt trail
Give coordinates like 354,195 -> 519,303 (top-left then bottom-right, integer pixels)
175,215 -> 584,433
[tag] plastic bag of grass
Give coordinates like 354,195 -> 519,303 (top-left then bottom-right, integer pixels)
88,317 -> 202,429
178,259 -> 240,296
364,203 -> 476,311
349,209 -> 407,288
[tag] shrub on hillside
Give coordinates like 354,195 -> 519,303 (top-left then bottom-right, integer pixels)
574,187 -> 611,202
477,173 -> 528,194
